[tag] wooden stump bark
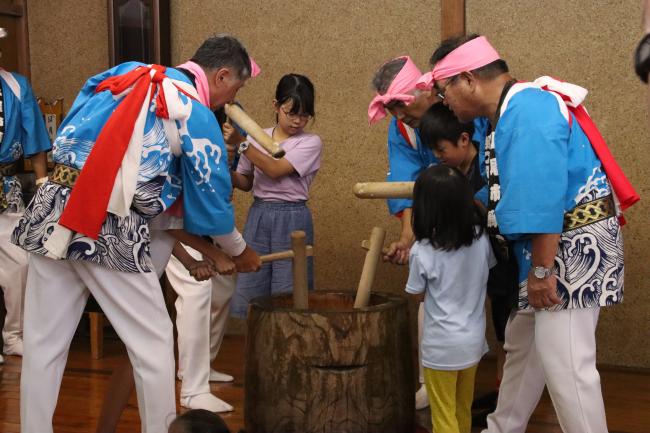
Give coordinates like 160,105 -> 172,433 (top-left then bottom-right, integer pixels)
245,291 -> 414,433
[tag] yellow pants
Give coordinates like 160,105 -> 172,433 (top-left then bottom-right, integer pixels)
423,364 -> 478,433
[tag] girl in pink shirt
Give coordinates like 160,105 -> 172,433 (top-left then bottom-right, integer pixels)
227,73 -> 322,318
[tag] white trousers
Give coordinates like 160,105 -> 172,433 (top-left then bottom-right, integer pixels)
149,231 -> 235,398
483,307 -> 608,433
0,213 -> 28,349
166,247 -> 235,398
20,254 -> 176,433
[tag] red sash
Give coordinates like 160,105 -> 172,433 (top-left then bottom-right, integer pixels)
59,65 -> 175,239
542,85 -> 639,212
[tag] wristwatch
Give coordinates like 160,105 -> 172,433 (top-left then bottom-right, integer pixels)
531,265 -> 553,279
634,33 -> 650,83
237,141 -> 250,155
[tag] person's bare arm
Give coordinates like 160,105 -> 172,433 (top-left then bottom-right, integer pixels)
240,145 -> 295,179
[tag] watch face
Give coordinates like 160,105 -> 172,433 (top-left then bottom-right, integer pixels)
534,267 -> 547,278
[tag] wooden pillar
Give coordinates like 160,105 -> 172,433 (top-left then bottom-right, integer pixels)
441,0 -> 466,40
0,0 -> 30,78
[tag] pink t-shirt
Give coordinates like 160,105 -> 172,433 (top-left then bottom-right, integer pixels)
236,128 -> 323,202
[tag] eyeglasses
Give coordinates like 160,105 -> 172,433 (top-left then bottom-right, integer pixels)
281,108 -> 312,121
435,76 -> 457,100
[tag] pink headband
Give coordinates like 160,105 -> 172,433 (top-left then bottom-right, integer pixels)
250,57 -> 261,78
368,56 -> 423,125
416,36 -> 501,90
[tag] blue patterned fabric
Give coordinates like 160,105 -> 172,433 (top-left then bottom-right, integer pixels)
230,199 -> 314,319
0,72 -> 51,214
385,117 -> 437,215
12,62 -> 234,273
488,86 -> 623,310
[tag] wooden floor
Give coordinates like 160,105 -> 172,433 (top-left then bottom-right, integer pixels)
1,335 -> 649,433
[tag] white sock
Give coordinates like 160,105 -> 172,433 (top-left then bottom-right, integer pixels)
180,393 -> 234,413
3,339 -> 23,356
209,368 -> 234,382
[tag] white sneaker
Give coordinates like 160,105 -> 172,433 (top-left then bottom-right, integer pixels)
180,393 -> 234,413
0,354 -> 4,364
209,368 -> 234,382
3,340 -> 23,356
415,383 -> 430,410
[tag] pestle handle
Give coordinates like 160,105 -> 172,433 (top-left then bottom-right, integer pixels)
291,231 -> 309,310
353,182 -> 414,199
354,226 -> 387,308
224,103 -> 286,158
260,246 -> 313,263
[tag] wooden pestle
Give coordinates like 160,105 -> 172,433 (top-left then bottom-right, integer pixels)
354,226 -> 387,308
290,231 -> 309,309
353,181 -> 414,199
256,232 -> 312,309
224,103 -> 286,158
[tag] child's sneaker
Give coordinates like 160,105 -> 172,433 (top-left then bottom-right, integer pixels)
415,383 -> 430,410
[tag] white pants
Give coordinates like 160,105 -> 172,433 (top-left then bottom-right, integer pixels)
0,213 -> 28,350
483,308 -> 608,433
20,254 -> 176,433
166,247 -> 235,398
149,231 -> 235,398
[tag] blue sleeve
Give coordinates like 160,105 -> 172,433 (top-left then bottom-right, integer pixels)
180,102 -> 235,236
17,75 -> 52,156
386,118 -> 429,215
474,185 -> 488,207
473,117 -> 490,206
494,89 -> 569,236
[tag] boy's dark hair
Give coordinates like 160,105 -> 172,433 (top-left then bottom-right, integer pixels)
371,57 -> 407,94
191,34 -> 251,80
419,103 -> 475,150
412,165 -> 484,251
429,33 -> 508,80
275,73 -> 316,117
168,409 -> 231,433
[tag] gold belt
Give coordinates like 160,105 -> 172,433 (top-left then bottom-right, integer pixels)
50,164 -> 80,188
0,161 -> 18,177
563,195 -> 616,231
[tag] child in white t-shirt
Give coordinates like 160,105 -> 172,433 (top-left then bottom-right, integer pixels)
406,164 -> 496,433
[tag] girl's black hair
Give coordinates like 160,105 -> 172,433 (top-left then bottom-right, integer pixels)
412,165 -> 484,251
419,103 -> 474,150
275,73 -> 315,118
168,409 -> 231,433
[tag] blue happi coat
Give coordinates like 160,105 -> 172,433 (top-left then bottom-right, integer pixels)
482,84 -> 624,310
12,62 -> 234,273
0,71 -> 51,214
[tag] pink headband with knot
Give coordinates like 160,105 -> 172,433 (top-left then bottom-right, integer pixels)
250,57 -> 261,78
416,36 -> 501,90
368,56 -> 423,125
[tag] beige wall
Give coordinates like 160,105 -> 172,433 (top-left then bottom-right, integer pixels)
170,0 -> 440,305
25,0 -> 649,368
28,0 -> 108,110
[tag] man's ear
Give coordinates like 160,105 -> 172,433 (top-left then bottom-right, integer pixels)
461,71 -> 477,92
458,131 -> 471,147
213,67 -> 231,84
